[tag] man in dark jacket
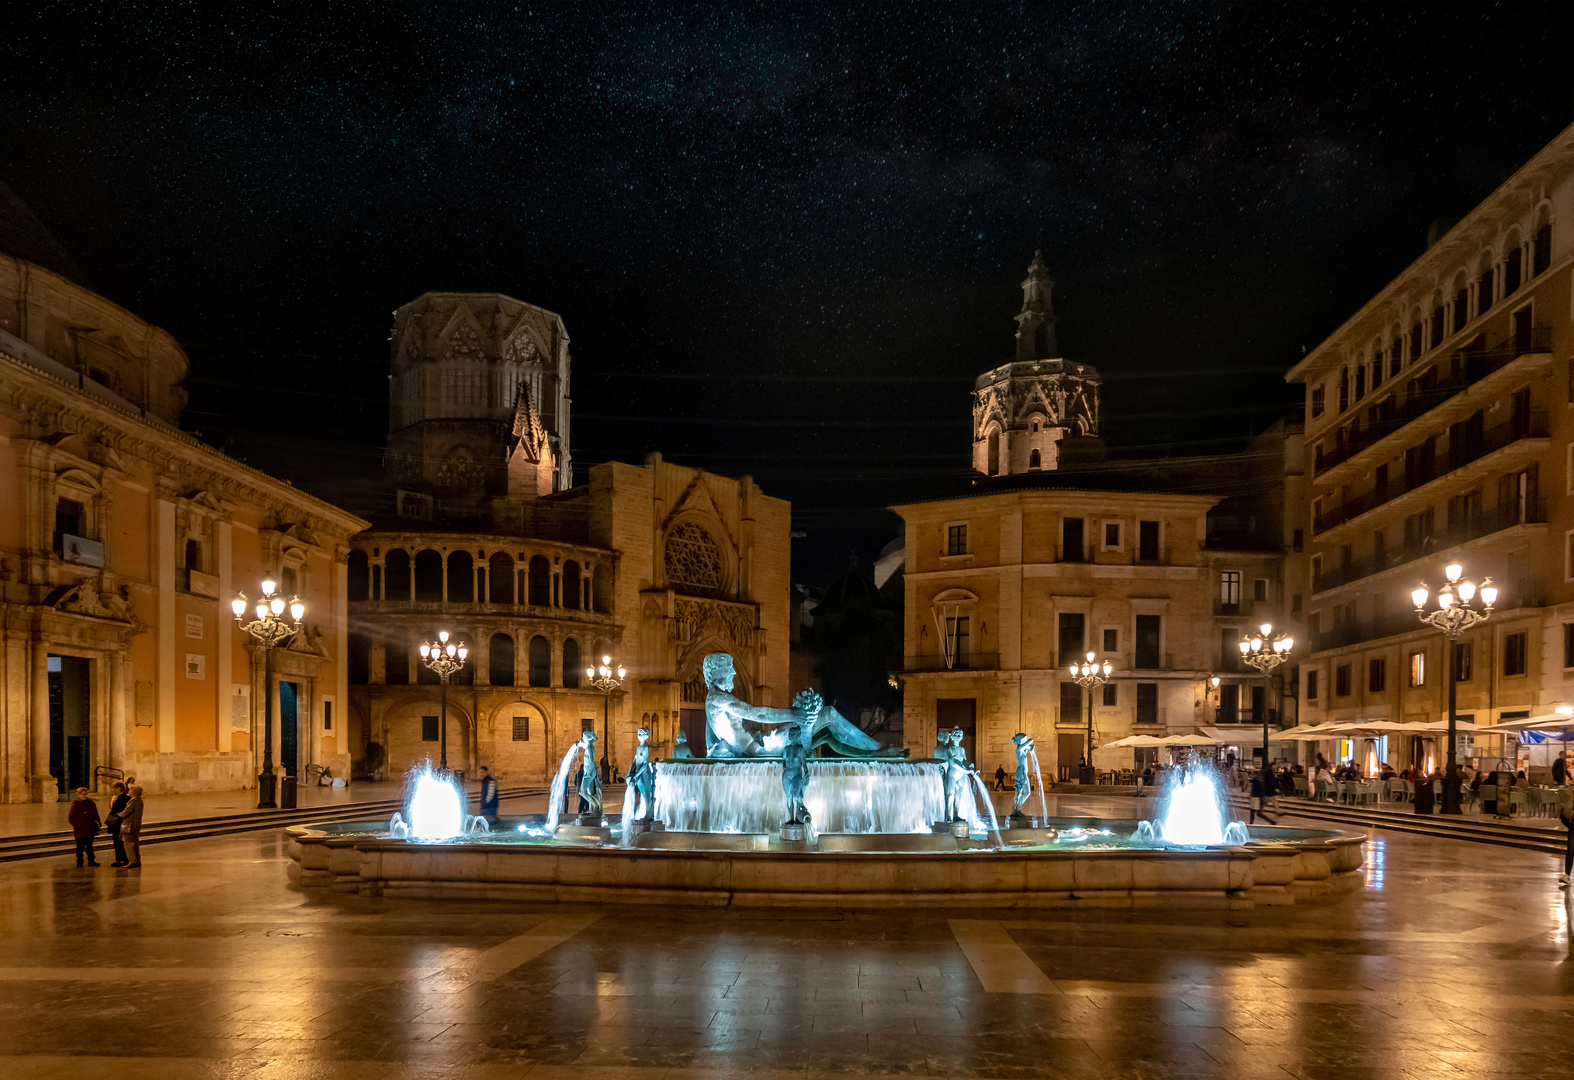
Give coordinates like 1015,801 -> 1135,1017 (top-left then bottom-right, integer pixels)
67,788 -> 102,867
105,781 -> 131,866
1554,753 -> 1568,786
478,766 -> 500,825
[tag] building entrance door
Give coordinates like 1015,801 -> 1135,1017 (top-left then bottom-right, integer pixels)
1057,733 -> 1084,781
47,655 -> 92,797
935,698 -> 976,765
280,681 -> 300,777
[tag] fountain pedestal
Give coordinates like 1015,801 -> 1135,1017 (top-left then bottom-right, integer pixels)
778,822 -> 808,841
948,820 -> 972,838
575,813 -> 605,827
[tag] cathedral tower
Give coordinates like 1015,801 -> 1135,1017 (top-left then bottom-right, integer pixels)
972,253 -> 1100,476
384,293 -> 571,520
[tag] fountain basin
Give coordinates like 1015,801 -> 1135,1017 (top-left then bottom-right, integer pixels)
285,819 -> 1365,909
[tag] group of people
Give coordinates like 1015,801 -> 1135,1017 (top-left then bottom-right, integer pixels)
66,779 -> 144,868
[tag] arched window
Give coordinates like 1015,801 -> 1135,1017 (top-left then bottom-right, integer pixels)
414,550 -> 443,602
1029,448 -> 1042,470
563,638 -> 581,689
987,430 -> 1001,475
1503,231 -> 1523,295
562,560 -> 582,611
528,635 -> 551,687
488,553 -> 514,604
447,551 -> 474,603
592,565 -> 613,613
1477,254 -> 1495,317
1533,214 -> 1552,275
489,632 -> 515,687
384,549 -> 411,601
347,549 -> 369,602
664,523 -> 723,597
527,555 -> 551,606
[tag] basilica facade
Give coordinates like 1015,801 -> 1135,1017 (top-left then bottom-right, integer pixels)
346,294 -> 790,782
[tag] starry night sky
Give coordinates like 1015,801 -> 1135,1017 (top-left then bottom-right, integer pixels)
3,3 -> 1572,577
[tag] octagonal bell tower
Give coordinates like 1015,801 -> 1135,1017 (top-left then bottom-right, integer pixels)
972,252 -> 1101,476
384,293 -> 571,517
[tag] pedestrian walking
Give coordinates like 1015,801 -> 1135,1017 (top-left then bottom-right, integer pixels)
993,764 -> 1007,791
120,785 -> 145,869
67,787 -> 101,867
478,765 -> 500,825
104,781 -> 130,866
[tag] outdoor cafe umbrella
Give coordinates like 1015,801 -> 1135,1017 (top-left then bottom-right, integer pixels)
1102,734 -> 1167,748
1159,733 -> 1221,746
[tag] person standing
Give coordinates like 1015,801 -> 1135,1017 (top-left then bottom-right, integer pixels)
120,785 -> 145,869
104,781 -> 130,866
1558,795 -> 1572,888
67,788 -> 101,867
477,766 -> 499,825
993,764 -> 1007,792
1554,752 -> 1568,787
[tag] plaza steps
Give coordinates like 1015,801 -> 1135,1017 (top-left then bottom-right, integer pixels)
1231,795 -> 1568,856
0,784 -> 550,864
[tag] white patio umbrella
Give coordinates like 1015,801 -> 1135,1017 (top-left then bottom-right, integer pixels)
1159,733 -> 1221,746
1102,734 -> 1168,748
1475,713 -> 1574,733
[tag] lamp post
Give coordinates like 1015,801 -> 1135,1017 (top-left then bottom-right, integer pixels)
1239,622 -> 1293,773
418,631 -> 468,772
1069,651 -> 1112,785
231,579 -> 305,810
1412,563 -> 1496,815
586,655 -> 625,782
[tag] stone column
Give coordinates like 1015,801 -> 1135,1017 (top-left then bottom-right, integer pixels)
31,637 -> 52,801
155,490 -> 177,755
216,520 -> 233,753
109,650 -> 128,770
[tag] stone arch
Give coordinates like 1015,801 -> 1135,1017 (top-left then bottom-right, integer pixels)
482,698 -> 551,781
488,552 -> 514,604
414,549 -> 443,602
447,550 -> 474,603
528,635 -> 551,687
986,428 -> 1001,475
527,555 -> 551,606
384,697 -> 476,774
489,632 -> 516,687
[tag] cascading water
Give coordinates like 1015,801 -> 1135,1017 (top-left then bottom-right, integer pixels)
617,785 -> 645,848
656,761 -> 948,837
544,742 -> 584,833
1028,748 -> 1048,821
389,761 -> 490,841
964,770 -> 1005,847
1134,764 -> 1250,847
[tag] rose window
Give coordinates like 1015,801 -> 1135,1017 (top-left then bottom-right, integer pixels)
664,522 -> 722,596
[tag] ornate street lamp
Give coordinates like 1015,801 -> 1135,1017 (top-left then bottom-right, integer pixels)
1069,651 -> 1112,785
231,579 -> 305,810
1413,563 -> 1496,814
586,655 -> 626,781
1239,622 -> 1293,775
419,631 -> 468,771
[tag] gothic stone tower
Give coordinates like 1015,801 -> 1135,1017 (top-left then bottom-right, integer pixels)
972,252 -> 1101,476
385,293 -> 571,521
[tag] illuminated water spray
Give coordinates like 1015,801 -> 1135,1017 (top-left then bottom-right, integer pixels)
388,761 -> 489,841
1135,764 -> 1250,847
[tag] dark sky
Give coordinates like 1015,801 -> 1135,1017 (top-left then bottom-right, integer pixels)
3,3 -> 1571,578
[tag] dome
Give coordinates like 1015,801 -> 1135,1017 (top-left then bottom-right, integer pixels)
0,181 -> 86,285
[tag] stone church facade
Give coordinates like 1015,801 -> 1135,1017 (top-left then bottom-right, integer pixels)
347,294 -> 790,782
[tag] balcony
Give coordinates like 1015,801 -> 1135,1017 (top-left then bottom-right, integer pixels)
1313,325 -> 1552,480
1312,411 -> 1548,536
1312,498 -> 1546,595
904,652 -> 1001,673
57,533 -> 104,568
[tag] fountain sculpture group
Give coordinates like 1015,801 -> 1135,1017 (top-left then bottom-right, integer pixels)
289,652 -> 1366,908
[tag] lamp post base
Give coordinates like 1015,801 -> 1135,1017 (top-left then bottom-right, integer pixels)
1439,776 -> 1463,815
1078,765 -> 1095,785
257,772 -> 278,810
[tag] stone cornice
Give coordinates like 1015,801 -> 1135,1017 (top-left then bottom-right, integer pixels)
0,348 -> 369,539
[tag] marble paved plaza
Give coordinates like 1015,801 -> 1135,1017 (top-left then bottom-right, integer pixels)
0,811 -> 1570,1080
